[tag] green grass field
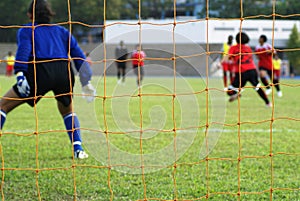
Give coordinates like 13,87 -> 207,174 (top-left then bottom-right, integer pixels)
0,75 -> 299,200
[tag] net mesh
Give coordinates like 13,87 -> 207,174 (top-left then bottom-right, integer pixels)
0,0 -> 299,200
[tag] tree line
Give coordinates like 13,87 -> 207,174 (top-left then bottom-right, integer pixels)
1,0 -> 300,71
203,0 -> 300,19
1,0 -> 300,42
2,1 -> 300,38
0,0 -> 175,42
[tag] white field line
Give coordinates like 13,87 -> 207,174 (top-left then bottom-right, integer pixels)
2,128 -> 297,134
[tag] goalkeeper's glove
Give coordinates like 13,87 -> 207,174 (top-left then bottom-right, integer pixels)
82,81 -> 96,103
16,72 -> 30,97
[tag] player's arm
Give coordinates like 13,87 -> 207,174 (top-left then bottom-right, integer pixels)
69,33 -> 95,102
14,28 -> 32,74
14,28 -> 32,97
268,44 -> 276,55
69,34 -> 92,85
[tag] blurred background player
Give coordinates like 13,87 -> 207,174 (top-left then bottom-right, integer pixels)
272,54 -> 283,97
227,32 -> 271,107
131,45 -> 146,87
255,35 -> 274,95
289,63 -> 295,78
4,51 -> 15,77
221,35 -> 234,90
0,0 -> 95,159
115,40 -> 128,84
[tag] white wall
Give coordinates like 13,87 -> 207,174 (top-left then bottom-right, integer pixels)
105,19 -> 206,44
207,19 -> 300,47
105,19 -> 300,47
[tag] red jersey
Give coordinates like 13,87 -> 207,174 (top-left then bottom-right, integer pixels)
131,50 -> 146,67
228,44 -> 256,73
255,43 -> 273,70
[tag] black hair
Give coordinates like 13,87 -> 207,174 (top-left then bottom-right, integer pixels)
235,32 -> 249,44
28,0 -> 55,24
260,35 -> 267,42
228,35 -> 233,45
136,44 -> 142,49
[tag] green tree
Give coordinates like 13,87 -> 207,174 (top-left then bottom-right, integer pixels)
203,0 -> 274,18
0,0 -> 29,42
4,0 -> 300,42
0,0 -> 125,42
122,0 -> 174,19
286,24 -> 300,71
276,0 -> 300,20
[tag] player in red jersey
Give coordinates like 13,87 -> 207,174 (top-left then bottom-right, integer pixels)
221,35 -> 235,90
255,35 -> 274,95
227,32 -> 271,107
131,45 -> 146,87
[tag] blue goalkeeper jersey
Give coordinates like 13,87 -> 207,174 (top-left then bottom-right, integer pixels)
14,23 -> 92,85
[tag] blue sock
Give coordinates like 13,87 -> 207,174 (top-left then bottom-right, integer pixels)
63,113 -> 83,152
0,110 -> 6,130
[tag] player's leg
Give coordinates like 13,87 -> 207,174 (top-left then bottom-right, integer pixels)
121,66 -> 126,83
8,66 -> 13,76
0,110 -> 5,130
117,64 -> 121,84
0,88 -> 26,129
227,72 -> 243,102
0,61 -> 50,129
57,97 -> 88,159
221,62 -> 229,89
223,71 -> 228,89
259,68 -> 271,94
54,61 -> 88,159
5,66 -> 9,77
230,72 -> 235,85
249,70 -> 270,106
117,69 -> 121,80
229,67 -> 235,84
227,73 -> 238,95
6,66 -> 11,77
228,71 -> 253,102
118,62 -> 126,83
140,66 -> 144,84
133,66 -> 140,87
273,70 -> 282,97
57,101 -> 87,159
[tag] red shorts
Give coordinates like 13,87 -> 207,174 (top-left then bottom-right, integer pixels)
6,65 -> 13,76
6,65 -> 13,71
222,61 -> 234,72
221,61 -> 229,71
274,70 -> 280,79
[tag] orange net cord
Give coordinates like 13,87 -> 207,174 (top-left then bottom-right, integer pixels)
30,0 -> 42,200
172,0 -> 179,200
204,0 -> 210,199
98,1 -> 115,201
0,0 -> 300,200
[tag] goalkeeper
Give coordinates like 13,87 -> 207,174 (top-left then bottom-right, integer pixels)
0,0 -> 95,159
